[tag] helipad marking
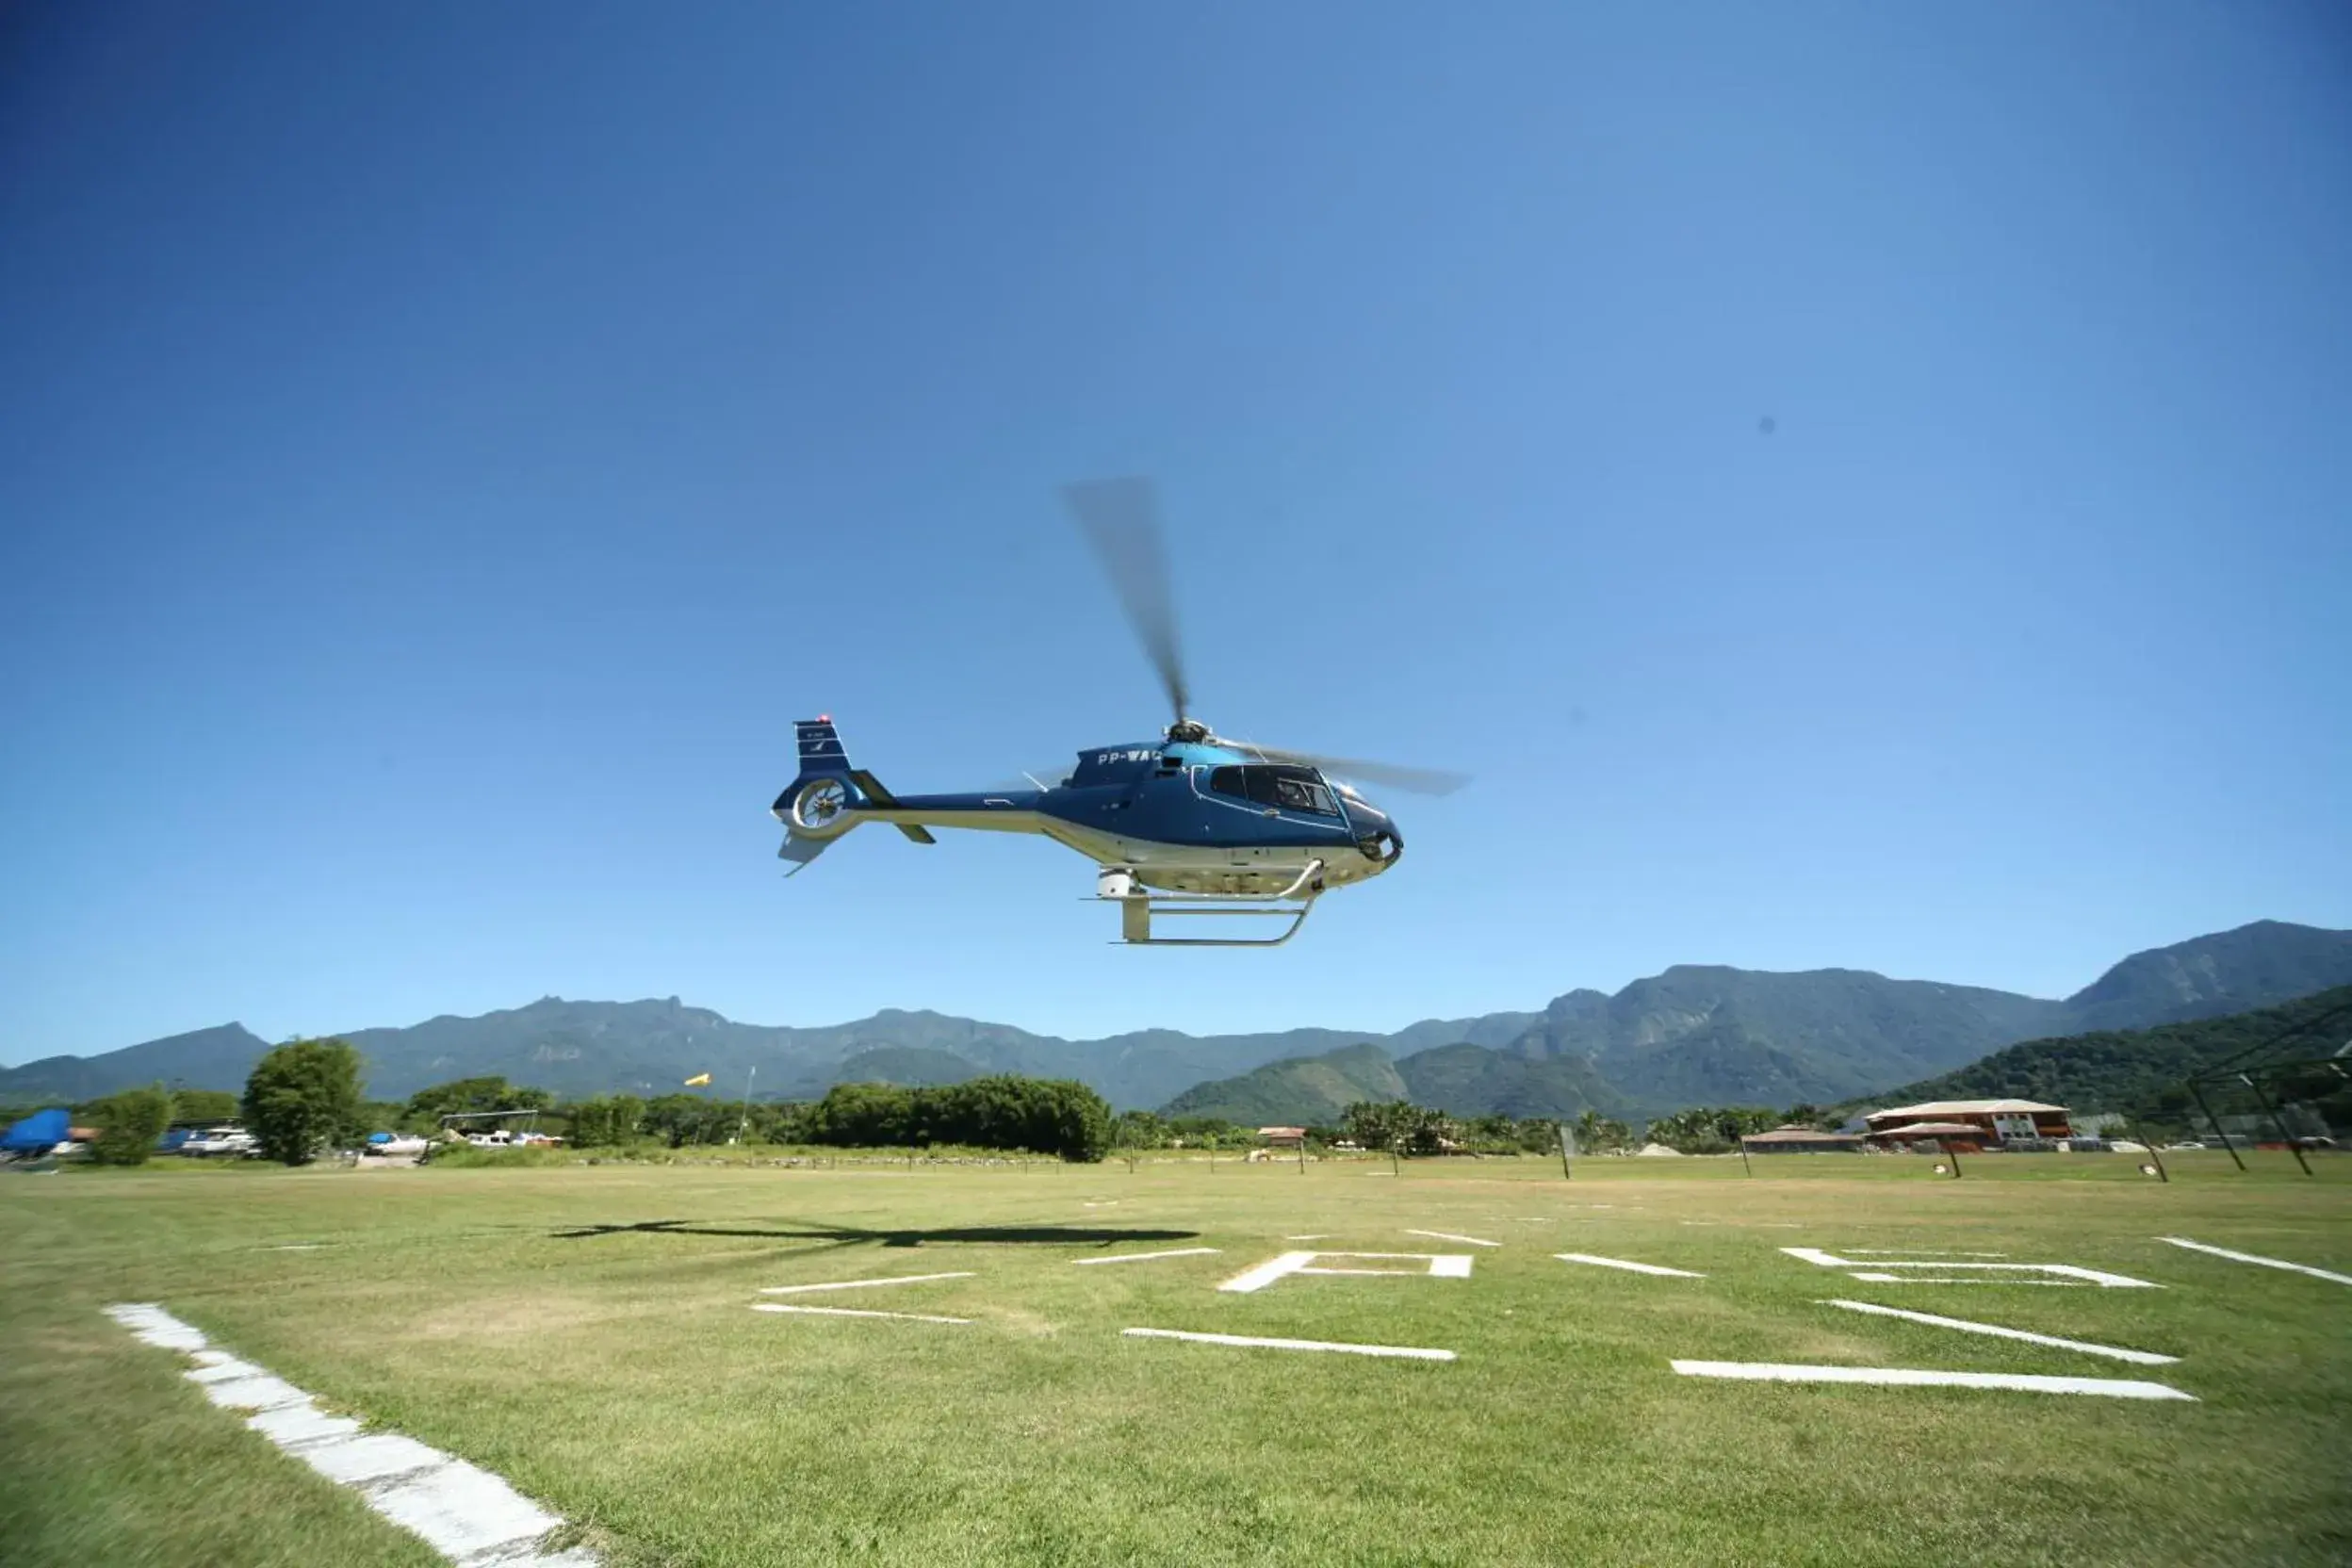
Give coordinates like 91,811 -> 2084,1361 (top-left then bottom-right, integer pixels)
1822,1298 -> 2179,1364
1122,1328 -> 1454,1361
2159,1236 -> 2352,1286
1218,1250 -> 1473,1293
103,1304 -> 594,1566
1557,1252 -> 1705,1278
752,1303 -> 972,1324
757,1271 -> 974,1296
1781,1247 -> 2157,1288
1406,1229 -> 1500,1248
1072,1247 -> 1221,1266
1671,1359 -> 2194,1400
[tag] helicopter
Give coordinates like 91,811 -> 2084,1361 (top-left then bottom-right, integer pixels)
770,477 -> 1469,945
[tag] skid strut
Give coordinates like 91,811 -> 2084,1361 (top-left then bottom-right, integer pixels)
1092,862 -> 1324,947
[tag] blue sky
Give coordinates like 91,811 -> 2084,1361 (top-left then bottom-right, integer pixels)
4,4 -> 2347,1063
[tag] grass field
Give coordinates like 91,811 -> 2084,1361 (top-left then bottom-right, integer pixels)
2,1152 -> 2345,1566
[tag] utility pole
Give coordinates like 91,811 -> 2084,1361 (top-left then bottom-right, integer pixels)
735,1064 -> 758,1146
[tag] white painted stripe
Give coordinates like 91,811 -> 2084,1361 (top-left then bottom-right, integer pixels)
1406,1229 -> 1500,1248
1284,1233 -> 1331,1241
757,1271 -> 974,1296
752,1304 -> 972,1324
1557,1252 -> 1705,1278
1670,1360 -> 2195,1401
1072,1247 -> 1221,1266
1122,1328 -> 1455,1361
1822,1298 -> 2179,1364
2159,1236 -> 2352,1286
1850,1249 -> 2008,1256
1849,1273 -> 2082,1285
103,1304 -> 591,1566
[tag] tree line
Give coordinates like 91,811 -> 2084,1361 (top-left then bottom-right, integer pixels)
38,1040 -> 1856,1168
37,1041 -> 1119,1165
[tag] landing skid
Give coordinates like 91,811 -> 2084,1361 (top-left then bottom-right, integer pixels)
1092,863 -> 1324,947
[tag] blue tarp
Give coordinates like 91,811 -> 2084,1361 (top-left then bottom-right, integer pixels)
2,1108 -> 71,1152
368,1132 -> 395,1145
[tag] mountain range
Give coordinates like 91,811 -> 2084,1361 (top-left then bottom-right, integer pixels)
2,921 -> 2346,1119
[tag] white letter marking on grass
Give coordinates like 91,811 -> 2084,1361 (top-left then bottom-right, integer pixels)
2159,1236 -> 2352,1286
757,1271 -> 974,1296
1217,1251 -> 1473,1294
753,1304 -> 971,1324
1122,1328 -> 1454,1361
1821,1299 -> 2178,1364
1671,1360 -> 2194,1401
1072,1247 -> 1221,1266
1780,1246 -> 2157,1288
1406,1229 -> 1500,1248
104,1304 -> 596,1566
1556,1252 -> 1704,1279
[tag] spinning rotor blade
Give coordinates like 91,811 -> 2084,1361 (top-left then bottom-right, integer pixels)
1063,477 -> 1190,726
1224,740 -> 1472,798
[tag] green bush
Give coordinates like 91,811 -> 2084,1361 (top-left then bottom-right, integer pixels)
807,1075 -> 1112,1162
86,1085 -> 172,1166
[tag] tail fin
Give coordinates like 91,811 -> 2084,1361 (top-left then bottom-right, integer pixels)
771,717 -> 934,876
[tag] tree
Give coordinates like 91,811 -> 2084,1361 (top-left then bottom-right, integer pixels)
564,1094 -> 646,1148
1573,1108 -> 1634,1152
1642,1105 -> 1778,1153
242,1038 -> 365,1165
641,1092 -> 728,1148
403,1076 -> 552,1130
168,1087 -> 239,1123
87,1085 -> 172,1166
1111,1110 -> 1166,1169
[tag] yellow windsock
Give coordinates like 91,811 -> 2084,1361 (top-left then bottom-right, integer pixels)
683,1072 -> 712,1087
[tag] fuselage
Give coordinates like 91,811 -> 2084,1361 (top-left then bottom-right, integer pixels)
848,739 -> 1404,897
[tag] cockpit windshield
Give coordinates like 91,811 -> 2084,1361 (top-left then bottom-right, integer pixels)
1205,763 -> 1337,817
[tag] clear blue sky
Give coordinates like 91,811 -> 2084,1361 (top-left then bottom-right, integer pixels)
4,3 -> 2347,1063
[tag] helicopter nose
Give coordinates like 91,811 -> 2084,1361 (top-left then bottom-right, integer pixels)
1350,801 -> 1403,867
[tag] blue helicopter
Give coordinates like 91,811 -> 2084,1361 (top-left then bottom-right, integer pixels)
770,478 -> 1468,945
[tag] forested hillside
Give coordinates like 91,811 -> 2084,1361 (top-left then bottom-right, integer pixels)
1857,986 -> 2352,1130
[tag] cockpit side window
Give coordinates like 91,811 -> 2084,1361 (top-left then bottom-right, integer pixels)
1205,763 -> 1336,815
1273,775 -> 1334,814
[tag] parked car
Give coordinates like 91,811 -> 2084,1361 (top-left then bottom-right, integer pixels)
184,1125 -> 257,1156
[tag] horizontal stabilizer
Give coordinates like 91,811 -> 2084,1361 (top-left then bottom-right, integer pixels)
850,769 -> 938,844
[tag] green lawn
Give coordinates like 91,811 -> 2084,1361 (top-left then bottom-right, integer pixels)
2,1152 -> 2345,1566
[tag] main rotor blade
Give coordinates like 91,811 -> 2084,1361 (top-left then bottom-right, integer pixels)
1063,477 -> 1189,726
1224,740 -> 1472,798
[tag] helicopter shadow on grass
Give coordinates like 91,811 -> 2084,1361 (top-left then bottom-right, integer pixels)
549,1219 -> 1200,1253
